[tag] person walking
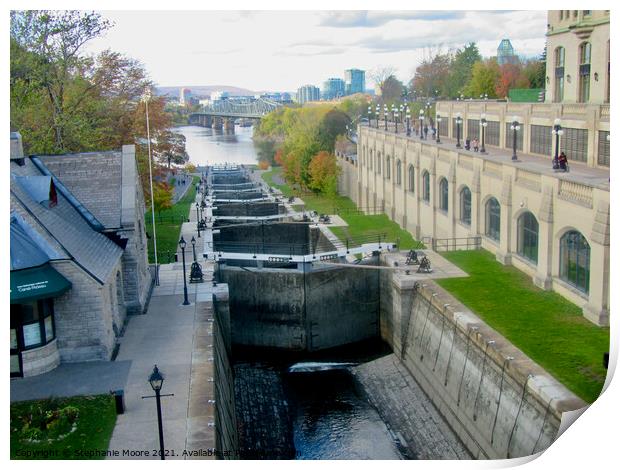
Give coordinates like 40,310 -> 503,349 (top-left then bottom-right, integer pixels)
473,138 -> 479,152
423,124 -> 428,140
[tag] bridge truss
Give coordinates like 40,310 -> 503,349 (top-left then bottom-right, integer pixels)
194,97 -> 283,119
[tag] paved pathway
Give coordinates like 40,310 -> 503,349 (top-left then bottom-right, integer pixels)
368,125 -> 609,190
10,361 -> 131,403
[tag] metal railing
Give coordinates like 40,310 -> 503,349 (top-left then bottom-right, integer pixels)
427,236 -> 482,252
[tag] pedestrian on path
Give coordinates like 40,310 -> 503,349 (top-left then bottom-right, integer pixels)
558,151 -> 568,171
472,138 -> 479,152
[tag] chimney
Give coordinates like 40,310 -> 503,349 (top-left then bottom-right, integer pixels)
11,132 -> 24,161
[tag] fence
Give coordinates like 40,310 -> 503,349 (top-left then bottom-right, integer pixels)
425,236 -> 482,252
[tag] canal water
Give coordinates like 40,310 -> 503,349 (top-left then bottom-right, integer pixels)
181,123 -> 403,459
174,125 -> 259,166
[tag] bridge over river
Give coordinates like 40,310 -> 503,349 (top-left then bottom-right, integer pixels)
189,97 -> 283,132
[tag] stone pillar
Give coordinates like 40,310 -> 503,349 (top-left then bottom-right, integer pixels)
447,159 -> 457,238
206,115 -> 212,128
583,199 -> 610,325
213,117 -> 223,130
533,186 -> 554,290
496,173 -> 513,265
471,168 -> 481,236
224,118 -> 235,134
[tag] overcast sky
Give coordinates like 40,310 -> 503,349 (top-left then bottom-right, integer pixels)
84,10 -> 548,92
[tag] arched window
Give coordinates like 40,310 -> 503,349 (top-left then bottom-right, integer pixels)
396,160 -> 402,185
560,231 -> 590,293
422,171 -> 430,202
439,178 -> 449,212
386,156 -> 391,180
369,150 -> 373,170
408,165 -> 415,192
485,197 -> 500,241
554,47 -> 565,102
460,187 -> 471,225
578,42 -> 592,102
517,211 -> 539,264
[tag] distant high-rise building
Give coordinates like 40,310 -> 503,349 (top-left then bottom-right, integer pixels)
497,39 -> 519,65
345,69 -> 366,95
322,78 -> 345,100
179,87 -> 192,105
210,91 -> 229,101
296,85 -> 321,104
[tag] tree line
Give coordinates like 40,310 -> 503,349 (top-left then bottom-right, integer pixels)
10,10 -> 190,208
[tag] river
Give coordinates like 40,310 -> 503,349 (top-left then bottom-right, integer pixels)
174,125 -> 259,166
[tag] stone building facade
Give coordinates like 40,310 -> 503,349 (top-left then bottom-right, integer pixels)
545,10 -> 610,104
338,124 -> 609,326
10,133 -> 152,378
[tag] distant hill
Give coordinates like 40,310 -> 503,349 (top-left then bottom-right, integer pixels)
155,85 -> 260,98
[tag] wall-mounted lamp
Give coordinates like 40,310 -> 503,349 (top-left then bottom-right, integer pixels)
594,72 -> 599,81
546,76 -> 550,84
567,74 -> 572,83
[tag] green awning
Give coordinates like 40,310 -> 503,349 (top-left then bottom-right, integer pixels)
10,264 -> 72,304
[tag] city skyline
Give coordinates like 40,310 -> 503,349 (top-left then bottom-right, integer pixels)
83,10 -> 548,92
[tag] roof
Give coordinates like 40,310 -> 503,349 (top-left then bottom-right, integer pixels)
10,157 -> 123,284
37,151 -> 123,229
10,215 -> 50,270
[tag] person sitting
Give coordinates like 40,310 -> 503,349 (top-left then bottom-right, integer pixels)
558,151 -> 568,171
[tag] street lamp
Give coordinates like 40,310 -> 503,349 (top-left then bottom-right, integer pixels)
436,114 -> 442,144
510,116 -> 521,161
406,107 -> 411,137
419,109 -> 425,140
195,202 -> 201,238
480,113 -> 488,154
384,104 -> 388,131
375,104 -> 380,128
178,236 -> 190,305
142,89 -> 159,286
455,112 -> 463,148
552,118 -> 564,169
142,365 -> 174,460
190,236 -> 204,283
392,104 -> 398,133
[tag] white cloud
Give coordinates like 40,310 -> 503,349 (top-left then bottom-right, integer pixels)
83,10 -> 547,91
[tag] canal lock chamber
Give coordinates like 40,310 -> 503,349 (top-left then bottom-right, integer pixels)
207,165 -> 577,460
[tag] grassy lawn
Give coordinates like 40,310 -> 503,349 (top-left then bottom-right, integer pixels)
145,176 -> 199,263
11,395 -> 117,459
262,167 -> 420,249
436,250 -> 609,403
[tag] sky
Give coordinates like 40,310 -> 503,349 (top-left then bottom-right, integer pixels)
82,10 -> 549,93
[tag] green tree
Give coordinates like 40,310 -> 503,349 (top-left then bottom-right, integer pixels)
10,11 -> 112,152
465,60 -> 500,98
152,182 -> 173,216
445,43 -> 482,98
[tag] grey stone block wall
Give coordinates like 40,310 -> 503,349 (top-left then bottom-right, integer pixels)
52,259 -> 125,362
379,267 -> 586,459
21,339 -> 60,377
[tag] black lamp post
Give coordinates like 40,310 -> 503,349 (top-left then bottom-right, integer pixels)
142,365 -> 174,460
419,109 -> 425,140
195,203 -> 201,238
455,112 -> 462,148
392,104 -> 398,133
552,118 -> 563,169
367,105 -> 372,127
406,107 -> 411,137
190,236 -> 204,283
436,114 -> 442,144
384,104 -> 388,131
510,116 -> 520,161
480,113 -> 487,154
178,236 -> 190,305
375,104 -> 380,128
